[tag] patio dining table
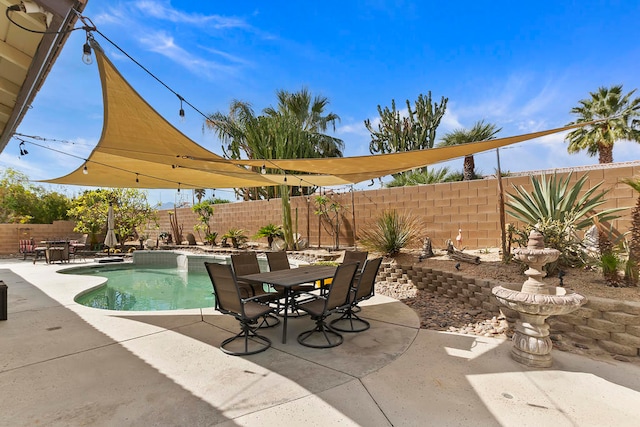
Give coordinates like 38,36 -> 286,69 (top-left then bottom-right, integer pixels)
238,264 -> 337,344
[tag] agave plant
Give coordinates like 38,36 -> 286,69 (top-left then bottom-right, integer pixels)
506,172 -> 623,270
359,209 -> 420,256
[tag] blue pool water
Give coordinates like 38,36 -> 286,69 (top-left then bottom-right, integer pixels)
69,266 -> 215,311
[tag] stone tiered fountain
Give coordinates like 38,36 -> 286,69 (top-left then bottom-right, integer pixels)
492,229 -> 587,368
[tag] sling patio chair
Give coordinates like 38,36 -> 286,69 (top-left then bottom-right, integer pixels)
266,251 -> 316,314
295,262 -> 359,348
204,262 -> 276,356
231,252 -> 282,328
330,257 -> 383,333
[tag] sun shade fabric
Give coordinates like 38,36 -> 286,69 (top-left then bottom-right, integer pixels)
42,43 -> 349,189
42,42 -> 596,189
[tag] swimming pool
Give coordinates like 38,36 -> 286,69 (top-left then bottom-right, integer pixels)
70,266 -> 215,311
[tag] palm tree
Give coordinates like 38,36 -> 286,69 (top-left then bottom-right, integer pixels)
623,177 -> 640,284
263,88 -> 344,158
194,189 -> 206,203
565,85 -> 640,163
438,120 -> 501,181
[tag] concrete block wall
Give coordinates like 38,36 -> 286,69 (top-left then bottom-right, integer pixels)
2,161 -> 638,255
0,221 -> 82,256
378,262 -> 640,358
151,162 -> 639,251
548,297 -> 640,357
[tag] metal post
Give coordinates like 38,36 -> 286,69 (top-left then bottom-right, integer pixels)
0,281 -> 7,320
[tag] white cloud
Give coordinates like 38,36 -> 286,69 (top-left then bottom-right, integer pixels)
138,31 -> 237,78
134,0 -> 248,29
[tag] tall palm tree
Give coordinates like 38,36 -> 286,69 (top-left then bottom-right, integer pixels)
566,85 -> 640,163
263,88 -> 344,158
438,120 -> 501,180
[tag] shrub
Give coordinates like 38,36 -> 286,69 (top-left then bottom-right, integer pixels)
359,210 -> 420,256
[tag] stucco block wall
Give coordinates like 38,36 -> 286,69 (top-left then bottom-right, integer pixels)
1,162 -> 638,255
151,162 -> 639,250
0,221 -> 81,255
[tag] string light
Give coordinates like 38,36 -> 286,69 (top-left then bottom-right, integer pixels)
261,164 -> 266,174
135,173 -> 139,183
177,183 -> 181,193
82,32 -> 93,65
178,95 -> 185,122
19,142 -> 28,156
83,163 -> 88,174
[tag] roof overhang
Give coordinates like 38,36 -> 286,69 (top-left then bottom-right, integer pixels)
0,0 -> 87,152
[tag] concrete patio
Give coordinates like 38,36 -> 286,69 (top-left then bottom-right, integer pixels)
1,258 -> 639,426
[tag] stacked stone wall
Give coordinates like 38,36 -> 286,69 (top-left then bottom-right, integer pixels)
379,262 -> 640,358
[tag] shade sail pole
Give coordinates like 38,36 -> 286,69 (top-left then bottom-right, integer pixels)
496,148 -> 508,262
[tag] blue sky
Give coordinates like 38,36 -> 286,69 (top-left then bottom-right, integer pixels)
3,0 -> 640,205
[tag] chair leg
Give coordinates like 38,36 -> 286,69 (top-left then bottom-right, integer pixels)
297,318 -> 344,348
220,321 -> 271,356
329,307 -> 370,333
257,313 -> 280,328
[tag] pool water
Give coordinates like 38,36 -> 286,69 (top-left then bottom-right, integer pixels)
71,266 -> 215,311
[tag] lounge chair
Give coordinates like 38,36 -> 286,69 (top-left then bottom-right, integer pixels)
204,262 -> 276,356
295,262 -> 359,348
330,257 -> 383,333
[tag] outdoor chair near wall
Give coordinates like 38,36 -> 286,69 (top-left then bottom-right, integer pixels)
295,262 -> 359,348
343,250 -> 368,269
19,239 -> 35,260
204,262 -> 275,356
231,252 -> 282,328
330,257 -> 383,333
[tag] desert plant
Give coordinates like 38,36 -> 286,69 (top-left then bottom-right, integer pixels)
359,210 -> 420,256
205,232 -> 218,246
192,201 -> 215,242
622,177 -> 640,283
599,252 -> 622,286
506,172 -> 623,269
254,223 -> 284,247
314,195 -> 346,250
223,228 -> 248,249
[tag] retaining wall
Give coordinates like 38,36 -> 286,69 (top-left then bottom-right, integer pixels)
379,262 -> 640,358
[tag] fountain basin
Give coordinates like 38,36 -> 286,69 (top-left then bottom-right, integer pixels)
492,283 -> 587,316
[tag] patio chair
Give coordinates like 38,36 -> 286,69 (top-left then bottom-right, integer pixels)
343,250 -> 368,273
295,262 -> 359,348
19,239 -> 35,260
204,262 -> 275,356
330,257 -> 383,333
266,251 -> 315,317
231,252 -> 282,327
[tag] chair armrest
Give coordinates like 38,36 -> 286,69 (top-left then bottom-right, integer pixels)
240,294 -> 276,304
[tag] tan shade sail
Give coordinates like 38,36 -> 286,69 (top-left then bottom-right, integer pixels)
43,41 -> 595,189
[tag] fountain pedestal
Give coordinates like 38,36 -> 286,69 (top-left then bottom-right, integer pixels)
492,230 -> 587,368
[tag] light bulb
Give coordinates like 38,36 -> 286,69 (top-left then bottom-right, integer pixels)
136,174 -> 139,183
82,164 -> 88,175
261,164 -> 266,174
82,42 -> 93,65
179,108 -> 185,122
